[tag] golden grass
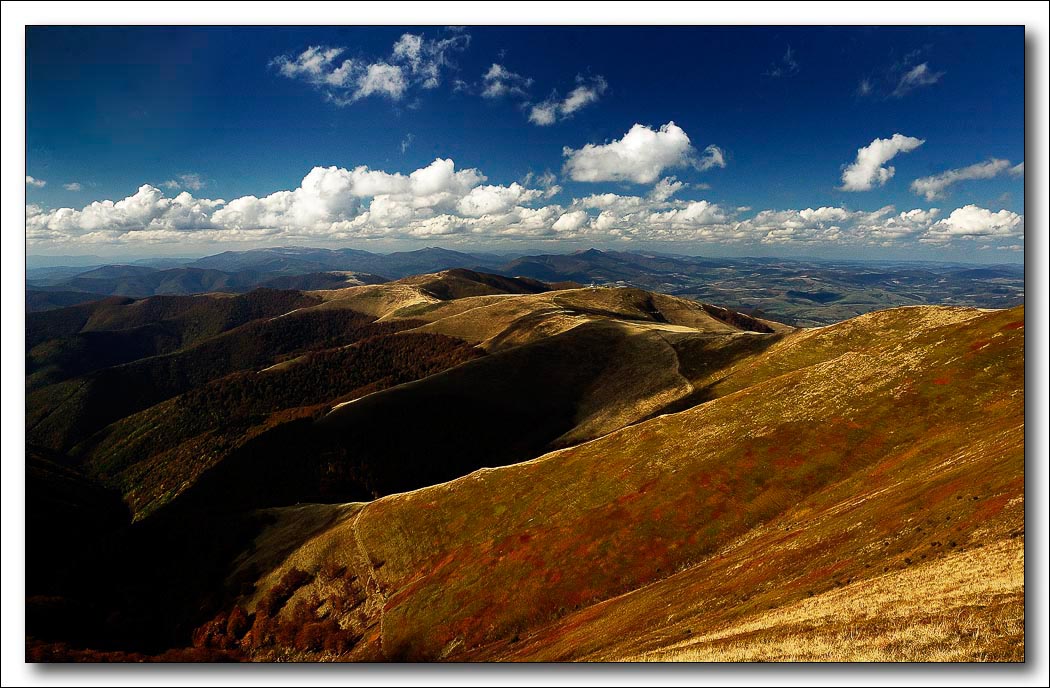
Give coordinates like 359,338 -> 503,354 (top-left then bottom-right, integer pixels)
633,539 -> 1024,662
215,304 -> 1023,662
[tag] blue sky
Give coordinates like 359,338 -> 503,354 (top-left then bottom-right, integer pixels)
25,26 -> 1025,261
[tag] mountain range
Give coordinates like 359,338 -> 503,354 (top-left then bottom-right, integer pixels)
26,246 -> 1024,326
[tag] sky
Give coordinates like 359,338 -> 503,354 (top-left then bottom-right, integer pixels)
25,25 -> 1025,262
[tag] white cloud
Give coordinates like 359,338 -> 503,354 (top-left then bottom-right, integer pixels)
27,184 -> 224,243
273,46 -> 347,84
1009,161 -> 1024,177
26,176 -> 46,188
527,102 -> 557,126
456,183 -> 542,217
648,200 -> 727,227
924,205 -> 1023,241
399,133 -> 414,154
892,62 -> 944,98
910,158 -> 1013,200
696,145 -> 726,172
355,63 -> 407,100
528,75 -> 607,126
840,133 -> 925,191
562,122 -> 701,184
649,177 -> 686,202
481,63 -> 532,99
551,210 -> 589,233
273,31 -> 469,106
63,182 -> 83,192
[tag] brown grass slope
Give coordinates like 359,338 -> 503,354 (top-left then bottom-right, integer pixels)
168,315 -> 774,518
115,277 -> 782,518
206,304 -> 1023,662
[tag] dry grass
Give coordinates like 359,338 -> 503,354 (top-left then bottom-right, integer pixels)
199,303 -> 1023,663
634,539 -> 1024,662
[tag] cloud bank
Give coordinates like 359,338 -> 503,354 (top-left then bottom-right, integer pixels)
26,165 -> 1021,253
24,125 -> 1022,253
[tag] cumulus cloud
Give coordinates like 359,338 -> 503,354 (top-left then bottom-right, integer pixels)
910,158 -> 1014,200
528,75 -> 607,125
27,184 -> 224,244
63,182 -> 83,192
456,183 -> 543,217
562,122 -> 707,184
923,205 -> 1023,242
480,63 -> 533,99
551,210 -> 589,233
840,133 -> 925,191
1009,161 -> 1024,177
892,62 -> 944,98
26,176 -> 46,188
273,31 -> 469,106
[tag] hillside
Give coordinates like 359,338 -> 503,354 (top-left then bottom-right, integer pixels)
22,270 -> 1024,663
190,304 -> 1024,662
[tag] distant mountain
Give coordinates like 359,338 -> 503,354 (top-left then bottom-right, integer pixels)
185,246 -> 503,279
35,267 -> 264,298
26,254 -> 108,269
187,246 -> 378,274
25,290 -> 107,313
24,246 -> 1025,325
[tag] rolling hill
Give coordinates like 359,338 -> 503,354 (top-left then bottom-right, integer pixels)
198,304 -> 1024,662
22,269 -> 1024,662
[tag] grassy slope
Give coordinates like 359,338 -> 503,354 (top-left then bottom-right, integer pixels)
224,304 -> 1023,661
123,281 -> 780,518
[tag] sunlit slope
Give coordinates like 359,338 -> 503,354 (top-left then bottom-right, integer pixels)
224,304 -> 1023,661
171,315 -> 775,515
135,275 -> 784,515
311,270 -> 783,350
